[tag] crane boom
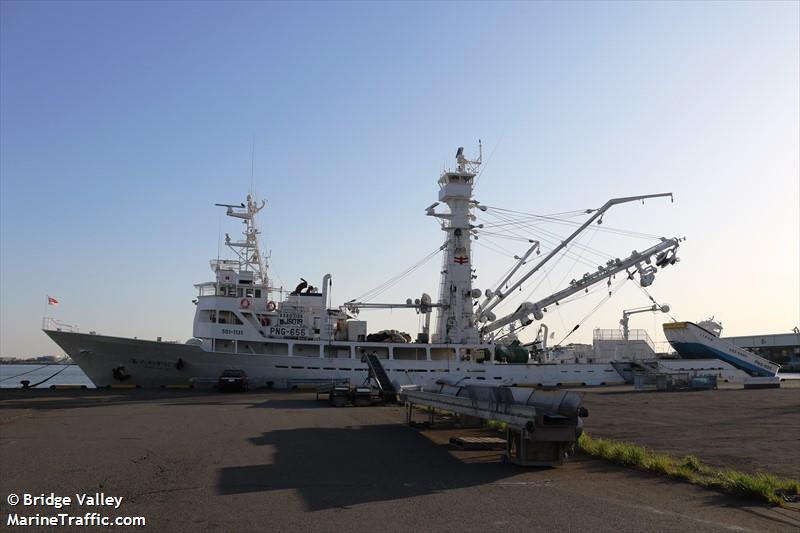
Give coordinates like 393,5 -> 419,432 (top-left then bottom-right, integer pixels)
620,303 -> 670,340
481,237 -> 681,336
478,193 -> 673,319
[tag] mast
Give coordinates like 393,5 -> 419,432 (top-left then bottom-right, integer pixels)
427,143 -> 483,344
214,194 -> 272,296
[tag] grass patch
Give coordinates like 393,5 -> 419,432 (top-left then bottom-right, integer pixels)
578,433 -> 799,507
644,454 -> 675,475
681,454 -> 702,472
709,471 -> 800,506
485,420 -> 508,432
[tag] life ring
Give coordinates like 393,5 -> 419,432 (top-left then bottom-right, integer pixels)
266,301 -> 277,312
240,298 -> 251,309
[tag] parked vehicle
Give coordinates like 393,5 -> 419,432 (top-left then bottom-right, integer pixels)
218,369 -> 248,391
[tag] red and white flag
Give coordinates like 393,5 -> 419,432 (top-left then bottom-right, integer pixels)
47,295 -> 59,306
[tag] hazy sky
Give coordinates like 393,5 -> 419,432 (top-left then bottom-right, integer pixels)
1,1 -> 798,358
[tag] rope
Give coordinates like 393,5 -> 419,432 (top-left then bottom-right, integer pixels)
0,364 -> 52,383
27,364 -> 71,388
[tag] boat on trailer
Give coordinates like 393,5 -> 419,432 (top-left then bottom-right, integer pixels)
44,144 -> 684,389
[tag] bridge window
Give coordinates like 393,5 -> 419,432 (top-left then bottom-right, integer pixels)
218,285 -> 236,297
263,342 -> 288,355
323,345 -> 352,358
430,348 -> 455,361
394,347 -> 428,360
358,346 -> 389,359
293,343 -> 320,357
238,342 -> 264,355
218,310 -> 243,325
215,340 -> 234,353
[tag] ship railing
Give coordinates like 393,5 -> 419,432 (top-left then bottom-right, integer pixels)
42,317 -> 79,333
593,328 -> 655,352
653,341 -> 677,357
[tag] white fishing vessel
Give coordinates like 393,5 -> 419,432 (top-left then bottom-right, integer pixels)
44,145 -> 684,389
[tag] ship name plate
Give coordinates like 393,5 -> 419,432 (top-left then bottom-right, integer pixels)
278,313 -> 304,326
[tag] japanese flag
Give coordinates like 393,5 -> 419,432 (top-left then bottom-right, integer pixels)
47,296 -> 59,306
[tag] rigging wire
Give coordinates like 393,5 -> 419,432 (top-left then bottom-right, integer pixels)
634,280 -> 679,323
473,137 -> 501,187
478,238 -> 600,313
554,225 -> 599,289
475,234 -> 523,257
482,210 -> 615,264
514,247 -> 570,308
490,247 -> 569,319
474,201 -> 668,342
482,249 -> 524,297
268,259 -> 285,294
478,208 -> 653,324
555,276 -> 629,345
477,211 -> 604,269
483,213 -> 661,240
473,240 -> 517,259
477,211 -> 589,231
352,246 -> 443,302
490,277 -> 613,344
480,208 -> 612,265
476,206 -> 632,326
478,213 -> 581,318
484,205 -> 663,240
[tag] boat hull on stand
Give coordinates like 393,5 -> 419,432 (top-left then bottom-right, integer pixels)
663,322 -> 780,378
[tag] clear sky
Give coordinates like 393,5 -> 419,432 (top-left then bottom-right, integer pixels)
1,1 -> 798,358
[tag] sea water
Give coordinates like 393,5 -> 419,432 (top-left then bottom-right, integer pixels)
0,364 -> 95,389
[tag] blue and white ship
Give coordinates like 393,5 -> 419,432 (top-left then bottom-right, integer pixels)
663,319 -> 781,385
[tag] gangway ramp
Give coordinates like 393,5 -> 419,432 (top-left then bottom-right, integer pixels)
363,353 -> 396,400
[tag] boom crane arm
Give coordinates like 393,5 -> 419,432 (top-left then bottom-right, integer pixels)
344,294 -> 443,342
478,193 -> 673,320
481,237 -> 681,337
620,303 -> 670,340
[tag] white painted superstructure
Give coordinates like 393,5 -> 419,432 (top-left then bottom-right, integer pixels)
44,145 -> 685,389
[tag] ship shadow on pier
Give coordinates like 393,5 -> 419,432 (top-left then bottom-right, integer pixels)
216,424 -> 525,511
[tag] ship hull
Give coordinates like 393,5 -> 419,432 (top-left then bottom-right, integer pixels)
663,322 -> 780,377
44,330 -> 627,389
